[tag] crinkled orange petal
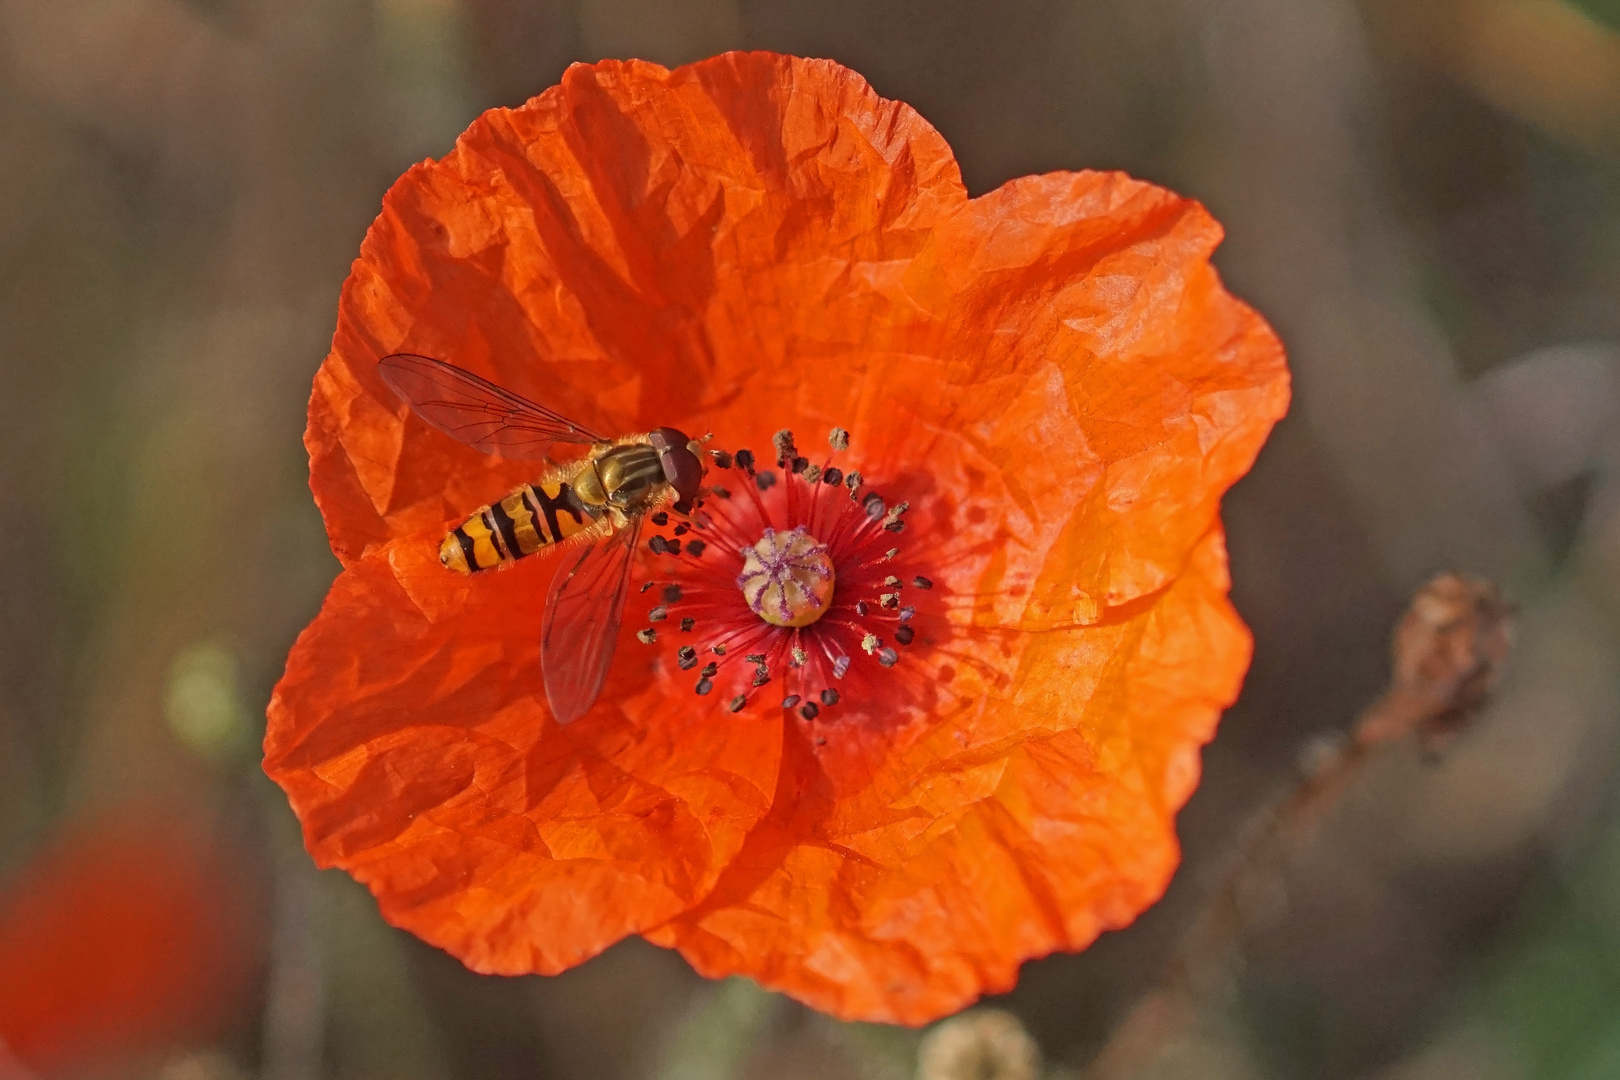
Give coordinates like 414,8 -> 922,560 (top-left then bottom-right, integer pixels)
266,536 -> 782,972
646,529 -> 1246,1023
275,51 -> 1288,1021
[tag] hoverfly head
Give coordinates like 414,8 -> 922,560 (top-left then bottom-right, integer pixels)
649,427 -> 705,513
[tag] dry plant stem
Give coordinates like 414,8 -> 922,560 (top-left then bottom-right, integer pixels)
1084,573 -> 1513,1080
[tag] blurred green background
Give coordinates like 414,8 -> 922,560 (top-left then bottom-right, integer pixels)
3,0 -> 1620,1077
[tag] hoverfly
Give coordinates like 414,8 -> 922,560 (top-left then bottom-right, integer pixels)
378,354 -> 706,725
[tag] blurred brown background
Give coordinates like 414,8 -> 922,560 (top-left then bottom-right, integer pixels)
2,0 -> 1620,1078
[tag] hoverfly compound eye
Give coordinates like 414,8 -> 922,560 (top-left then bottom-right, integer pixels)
661,445 -> 704,507
647,427 -> 688,453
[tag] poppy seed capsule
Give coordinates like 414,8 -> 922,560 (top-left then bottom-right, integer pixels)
737,526 -> 835,628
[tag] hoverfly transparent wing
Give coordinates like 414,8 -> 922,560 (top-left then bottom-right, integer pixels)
378,353 -> 607,458
540,517 -> 642,724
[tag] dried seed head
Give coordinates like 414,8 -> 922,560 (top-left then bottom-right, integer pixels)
915,1009 -> 1041,1080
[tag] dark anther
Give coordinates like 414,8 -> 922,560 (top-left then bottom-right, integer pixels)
673,522 -> 689,536
885,576 -> 901,587
728,695 -> 747,713
895,625 -> 915,646
884,548 -> 899,560
648,605 -> 668,622
640,582 -> 655,593
700,662 -> 718,678
745,653 -> 767,664
791,456 -> 808,474
649,536 -> 670,554
803,464 -> 822,484
833,655 -> 851,679
799,702 -> 820,721
880,593 -> 899,609
878,647 -> 899,667
651,511 -> 669,526
783,695 -> 802,709
636,629 -> 657,644
829,427 -> 850,451
912,576 -> 934,590
822,466 -> 843,486
845,471 -> 863,498
662,584 -> 683,603
680,617 -> 695,632
820,688 -> 840,706
695,678 -> 713,695
667,539 -> 683,554
815,735 -> 827,746
734,448 -> 756,473
884,520 -> 905,533
756,470 -> 777,491
711,450 -> 733,469
863,492 -> 885,518
899,606 -> 915,621
686,539 -> 707,557
677,645 -> 698,670
856,600 -> 869,616
772,429 -> 797,467
710,486 -> 731,499
752,669 -> 770,688
713,644 -> 728,655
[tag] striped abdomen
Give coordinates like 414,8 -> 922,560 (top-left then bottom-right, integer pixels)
439,479 -> 596,574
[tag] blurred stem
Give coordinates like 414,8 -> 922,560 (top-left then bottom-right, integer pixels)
652,978 -> 780,1080
261,791 -> 328,1080
1083,574 -> 1513,1080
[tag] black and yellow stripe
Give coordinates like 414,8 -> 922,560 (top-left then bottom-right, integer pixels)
439,479 -> 593,574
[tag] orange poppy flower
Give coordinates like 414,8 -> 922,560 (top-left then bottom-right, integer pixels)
0,808 -> 255,1075
265,52 -> 1288,1024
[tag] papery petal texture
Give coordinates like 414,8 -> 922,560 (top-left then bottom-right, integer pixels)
647,529 -> 1247,1022
269,51 -> 1288,1022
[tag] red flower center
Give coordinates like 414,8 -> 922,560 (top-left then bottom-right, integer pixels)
637,428 -> 926,721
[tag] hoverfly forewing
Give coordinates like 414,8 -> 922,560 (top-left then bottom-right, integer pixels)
378,353 -> 607,458
540,518 -> 642,724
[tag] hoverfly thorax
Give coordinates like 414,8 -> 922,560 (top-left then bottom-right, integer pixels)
578,444 -> 665,509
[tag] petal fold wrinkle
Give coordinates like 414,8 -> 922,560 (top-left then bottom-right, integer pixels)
267,51 -> 1289,1023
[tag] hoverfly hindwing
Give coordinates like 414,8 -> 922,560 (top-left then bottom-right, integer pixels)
378,353 -> 607,458
540,518 -> 642,724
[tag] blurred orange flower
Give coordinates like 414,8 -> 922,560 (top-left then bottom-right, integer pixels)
265,52 -> 1288,1023
0,809 -> 255,1075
